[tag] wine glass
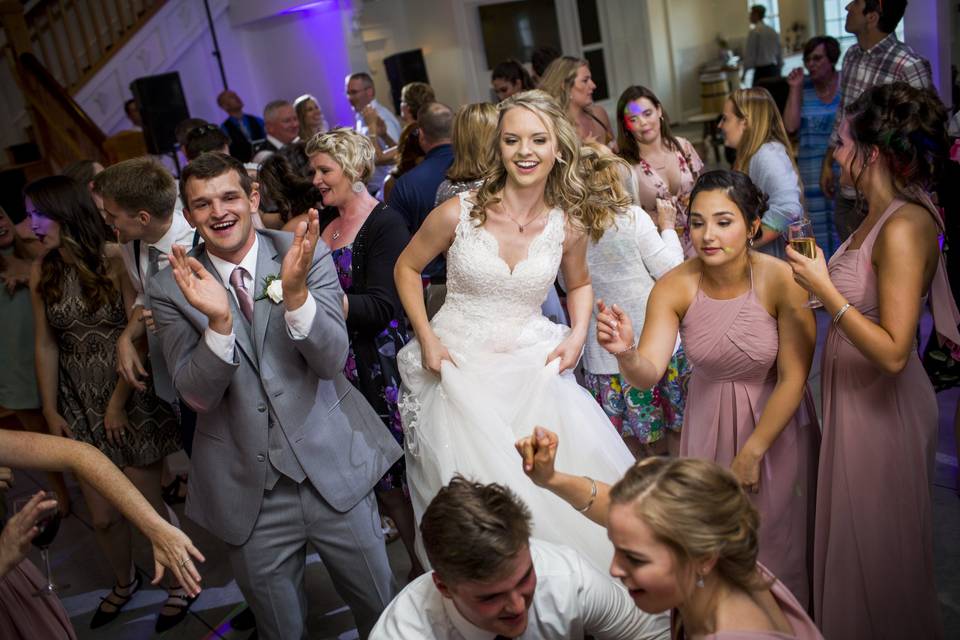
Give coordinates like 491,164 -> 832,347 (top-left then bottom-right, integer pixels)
787,219 -> 823,309
14,492 -> 68,596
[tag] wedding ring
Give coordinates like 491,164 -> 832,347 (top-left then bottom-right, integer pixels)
179,558 -> 188,567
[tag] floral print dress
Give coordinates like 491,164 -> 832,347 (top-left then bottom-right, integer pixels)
632,137 -> 703,257
332,244 -> 410,491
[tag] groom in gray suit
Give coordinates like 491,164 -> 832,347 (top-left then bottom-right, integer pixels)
149,152 -> 401,639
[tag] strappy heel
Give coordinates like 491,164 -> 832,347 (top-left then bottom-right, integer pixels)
90,572 -> 142,628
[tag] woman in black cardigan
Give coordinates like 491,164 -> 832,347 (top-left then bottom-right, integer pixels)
305,128 -> 422,577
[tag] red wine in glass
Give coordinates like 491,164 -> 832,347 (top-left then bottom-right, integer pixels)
14,493 -> 69,596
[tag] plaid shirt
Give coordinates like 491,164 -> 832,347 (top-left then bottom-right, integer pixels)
830,33 -> 932,147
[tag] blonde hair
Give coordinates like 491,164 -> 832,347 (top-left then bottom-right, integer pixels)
472,90 -> 618,242
728,88 -> 798,176
293,94 -> 323,141
304,127 -> 375,185
609,457 -> 769,594
538,56 -> 587,113
446,103 -> 499,182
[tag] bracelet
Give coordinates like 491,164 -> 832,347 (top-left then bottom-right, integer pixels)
833,302 -> 851,325
612,340 -> 638,357
575,477 -> 598,513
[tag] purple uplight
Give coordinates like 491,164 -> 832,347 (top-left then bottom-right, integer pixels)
279,0 -> 337,15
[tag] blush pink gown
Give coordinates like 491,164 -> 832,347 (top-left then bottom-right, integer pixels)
814,198 -> 958,639
680,273 -> 819,610
700,565 -> 824,640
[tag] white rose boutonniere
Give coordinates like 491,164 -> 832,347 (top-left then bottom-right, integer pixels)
256,275 -> 283,303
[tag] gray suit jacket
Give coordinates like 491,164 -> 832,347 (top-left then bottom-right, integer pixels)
149,229 -> 402,545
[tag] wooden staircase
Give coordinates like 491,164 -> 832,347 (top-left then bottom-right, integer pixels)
0,0 -> 164,168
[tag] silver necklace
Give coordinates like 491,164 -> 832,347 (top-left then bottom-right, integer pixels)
504,206 -> 548,233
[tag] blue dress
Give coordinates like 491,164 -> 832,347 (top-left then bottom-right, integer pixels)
797,77 -> 840,260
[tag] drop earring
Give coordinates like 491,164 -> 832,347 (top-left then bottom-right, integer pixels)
696,574 -> 705,588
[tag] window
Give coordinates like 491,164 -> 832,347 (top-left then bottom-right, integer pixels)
748,0 -> 781,34
822,1 -> 905,59
577,0 -> 609,101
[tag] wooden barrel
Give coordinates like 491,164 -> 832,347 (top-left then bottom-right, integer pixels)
700,73 -> 730,114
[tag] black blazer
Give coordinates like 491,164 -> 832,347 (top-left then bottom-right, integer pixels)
221,114 -> 266,163
320,203 -> 411,340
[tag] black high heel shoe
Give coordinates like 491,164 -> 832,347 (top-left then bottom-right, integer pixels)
161,474 -> 188,506
155,584 -> 198,633
90,573 -> 142,629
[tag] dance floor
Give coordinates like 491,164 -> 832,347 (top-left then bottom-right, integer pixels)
5,310 -> 959,639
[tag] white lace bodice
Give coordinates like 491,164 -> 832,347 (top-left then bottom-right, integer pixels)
429,192 -> 568,353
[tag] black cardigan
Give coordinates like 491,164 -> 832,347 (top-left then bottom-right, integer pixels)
320,203 -> 411,340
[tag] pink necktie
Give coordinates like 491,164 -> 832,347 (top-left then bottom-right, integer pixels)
229,266 -> 254,324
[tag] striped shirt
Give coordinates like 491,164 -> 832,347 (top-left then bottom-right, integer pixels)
829,33 -> 932,147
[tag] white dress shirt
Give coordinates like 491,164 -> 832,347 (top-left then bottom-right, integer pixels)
203,235 -> 316,361
369,539 -> 669,640
743,22 -> 783,70
355,98 -> 402,195
119,208 -> 196,308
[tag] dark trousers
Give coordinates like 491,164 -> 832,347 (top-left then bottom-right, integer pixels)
752,64 -> 781,86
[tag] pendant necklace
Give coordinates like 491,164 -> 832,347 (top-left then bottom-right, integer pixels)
504,205 -> 547,233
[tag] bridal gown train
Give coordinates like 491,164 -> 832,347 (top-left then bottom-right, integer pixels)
398,193 -> 635,571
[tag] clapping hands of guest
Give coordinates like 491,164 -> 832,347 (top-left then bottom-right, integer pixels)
169,245 -> 232,335
280,208 -> 321,311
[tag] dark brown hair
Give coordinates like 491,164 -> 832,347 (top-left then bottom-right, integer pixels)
687,170 -> 769,240
184,123 -> 230,161
615,85 -> 688,167
491,59 -> 534,90
844,82 -> 948,211
421,476 -> 532,584
258,152 -> 320,223
179,152 -> 253,209
93,157 -> 177,220
802,36 -> 840,66
25,175 -> 114,307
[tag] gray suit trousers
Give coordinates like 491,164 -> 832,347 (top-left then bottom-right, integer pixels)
226,476 -> 397,640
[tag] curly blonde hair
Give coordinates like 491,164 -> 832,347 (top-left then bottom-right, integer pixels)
471,90 -> 620,241
304,127 -> 375,185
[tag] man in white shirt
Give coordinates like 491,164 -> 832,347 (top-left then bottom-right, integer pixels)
251,100 -> 300,164
93,158 -> 197,410
742,5 -> 783,85
346,72 -> 402,196
370,476 -> 669,640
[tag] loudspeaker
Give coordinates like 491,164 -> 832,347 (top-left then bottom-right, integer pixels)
130,72 -> 190,155
382,49 -> 429,115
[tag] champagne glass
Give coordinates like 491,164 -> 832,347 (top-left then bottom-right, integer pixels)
787,219 -> 823,309
14,493 -> 68,596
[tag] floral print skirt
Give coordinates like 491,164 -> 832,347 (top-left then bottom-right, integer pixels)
584,346 -> 690,445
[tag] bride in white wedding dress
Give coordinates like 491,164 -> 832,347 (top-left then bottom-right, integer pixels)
394,91 -> 635,571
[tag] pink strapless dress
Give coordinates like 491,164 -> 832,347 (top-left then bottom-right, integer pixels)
813,198 -> 959,639
680,280 -> 819,609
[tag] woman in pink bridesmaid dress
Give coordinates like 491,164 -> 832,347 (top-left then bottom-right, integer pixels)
788,83 -> 958,639
515,432 -> 823,639
598,170 -> 819,608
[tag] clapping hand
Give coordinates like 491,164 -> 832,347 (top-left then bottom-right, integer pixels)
515,426 -> 559,488
148,521 -> 205,597
280,208 -> 320,311
169,246 -> 231,332
596,299 -> 635,355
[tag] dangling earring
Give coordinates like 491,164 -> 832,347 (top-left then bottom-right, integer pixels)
351,181 -> 365,194
748,236 -> 754,248
696,574 -> 705,588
